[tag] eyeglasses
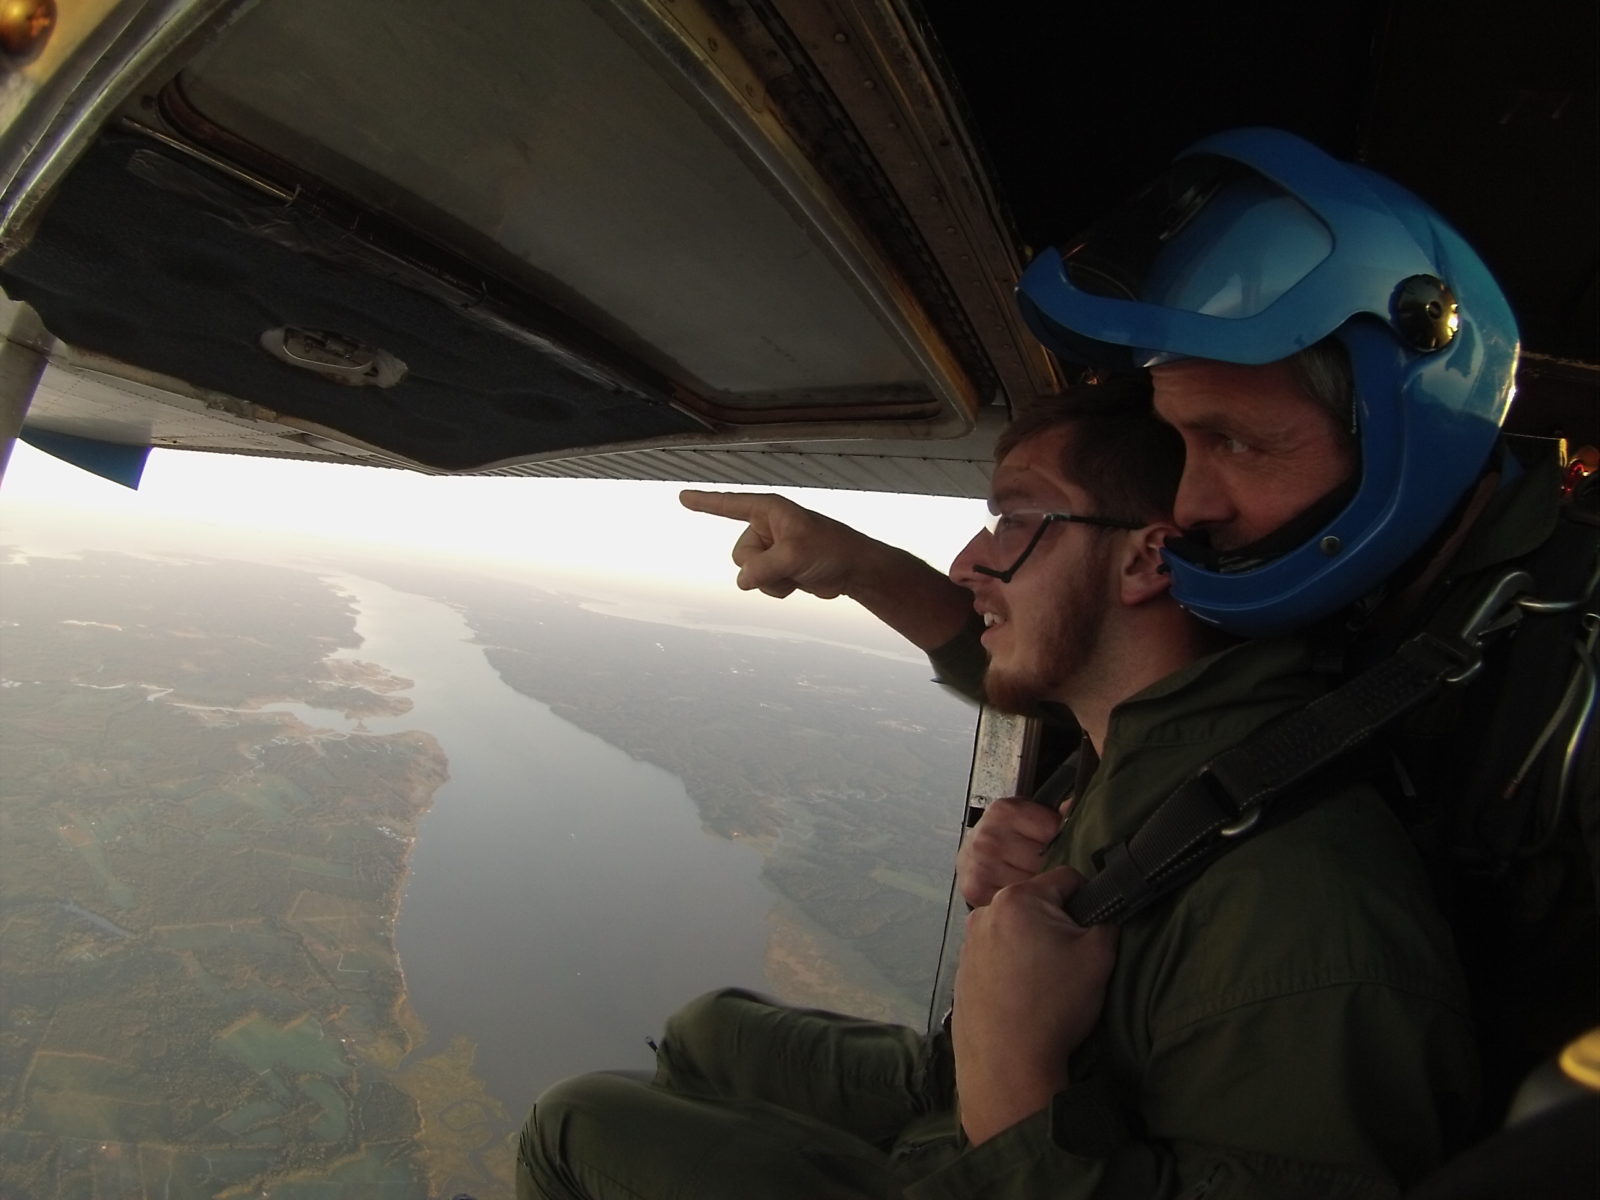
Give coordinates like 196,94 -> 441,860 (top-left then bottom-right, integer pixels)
973,508 -> 1144,583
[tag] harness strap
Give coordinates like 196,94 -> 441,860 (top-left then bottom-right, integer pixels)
1066,632 -> 1475,926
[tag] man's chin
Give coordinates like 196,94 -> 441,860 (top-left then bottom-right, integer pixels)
981,669 -> 1045,716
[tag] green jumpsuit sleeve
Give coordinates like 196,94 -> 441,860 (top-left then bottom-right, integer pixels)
925,613 -> 989,706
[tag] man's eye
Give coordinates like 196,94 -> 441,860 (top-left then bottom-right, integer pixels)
1218,434 -> 1251,454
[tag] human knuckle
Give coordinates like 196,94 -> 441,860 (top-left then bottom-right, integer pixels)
989,885 -> 1027,915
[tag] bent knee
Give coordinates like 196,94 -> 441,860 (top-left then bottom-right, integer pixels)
658,987 -> 773,1079
664,987 -> 768,1046
521,1073 -> 638,1175
519,1072 -> 676,1199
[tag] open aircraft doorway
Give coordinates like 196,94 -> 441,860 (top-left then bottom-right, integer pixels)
0,442 -> 987,1197
2,0 -> 1595,1196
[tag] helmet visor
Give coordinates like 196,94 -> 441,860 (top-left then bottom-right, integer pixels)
1018,152 -> 1373,368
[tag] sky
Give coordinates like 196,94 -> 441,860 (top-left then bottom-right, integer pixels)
0,439 -> 984,607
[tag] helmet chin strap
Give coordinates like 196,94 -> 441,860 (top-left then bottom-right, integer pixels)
1164,471 -> 1361,574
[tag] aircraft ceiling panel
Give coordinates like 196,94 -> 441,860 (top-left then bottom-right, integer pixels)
176,0 -> 928,399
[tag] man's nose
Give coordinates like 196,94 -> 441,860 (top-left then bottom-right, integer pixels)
1172,460 -> 1234,532
948,530 -> 989,587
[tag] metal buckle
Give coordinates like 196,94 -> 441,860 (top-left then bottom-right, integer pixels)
1219,806 -> 1262,838
1194,765 -> 1261,838
1516,554 -> 1600,617
1444,569 -> 1533,684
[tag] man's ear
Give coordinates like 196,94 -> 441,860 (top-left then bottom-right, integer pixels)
1118,523 -> 1178,606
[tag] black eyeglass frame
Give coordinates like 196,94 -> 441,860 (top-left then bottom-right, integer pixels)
973,509 -> 1145,583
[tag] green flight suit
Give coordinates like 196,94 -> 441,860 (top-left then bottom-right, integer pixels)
517,634 -> 1478,1198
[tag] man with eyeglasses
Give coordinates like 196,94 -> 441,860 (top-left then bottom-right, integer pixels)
515,377 -> 1476,1198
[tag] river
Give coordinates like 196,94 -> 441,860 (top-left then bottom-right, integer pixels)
284,573 -> 772,1125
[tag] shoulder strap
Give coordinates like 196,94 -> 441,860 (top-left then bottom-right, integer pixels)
1066,521 -> 1600,927
1064,630 -> 1476,925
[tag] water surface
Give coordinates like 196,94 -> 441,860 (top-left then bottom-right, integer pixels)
316,575 -> 772,1120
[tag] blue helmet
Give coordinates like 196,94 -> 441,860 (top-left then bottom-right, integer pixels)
1016,128 -> 1519,636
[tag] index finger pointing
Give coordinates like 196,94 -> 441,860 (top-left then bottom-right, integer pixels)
679,490 -> 779,522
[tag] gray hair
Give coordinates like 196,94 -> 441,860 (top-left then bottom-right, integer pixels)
1289,339 -> 1356,439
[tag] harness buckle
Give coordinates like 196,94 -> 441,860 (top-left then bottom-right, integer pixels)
1218,806 -> 1262,838
1444,569 -> 1534,684
1193,765 -> 1261,838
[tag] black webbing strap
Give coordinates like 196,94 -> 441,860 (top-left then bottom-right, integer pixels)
1065,631 -> 1477,927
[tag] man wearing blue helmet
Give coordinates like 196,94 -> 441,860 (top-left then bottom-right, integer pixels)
1015,126 -> 1523,639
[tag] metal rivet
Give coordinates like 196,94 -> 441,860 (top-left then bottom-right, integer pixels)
833,31 -> 848,43
1320,536 -> 1342,556
0,0 -> 55,57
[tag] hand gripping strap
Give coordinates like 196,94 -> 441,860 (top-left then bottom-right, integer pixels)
1065,632 -> 1474,927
